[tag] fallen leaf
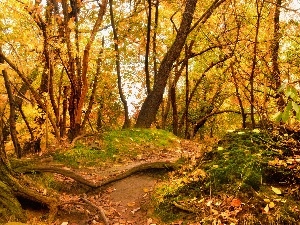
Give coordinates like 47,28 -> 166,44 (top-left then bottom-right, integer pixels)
143,188 -> 149,193
264,204 -> 269,213
127,202 -> 136,207
61,222 -> 68,225
271,186 -> 282,195
206,200 -> 213,207
269,202 -> 275,208
263,199 -> 270,203
231,198 -> 242,207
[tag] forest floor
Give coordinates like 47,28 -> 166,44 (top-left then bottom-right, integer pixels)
12,129 -> 205,225
6,128 -> 300,225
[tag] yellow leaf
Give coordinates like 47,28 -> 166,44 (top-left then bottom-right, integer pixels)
252,129 -> 260,133
263,199 -> 270,203
227,130 -> 235,133
0,64 -> 9,71
127,202 -> 136,207
271,186 -> 282,195
264,204 -> 269,213
143,188 -> 149,193
217,146 -> 224,150
269,202 -> 275,208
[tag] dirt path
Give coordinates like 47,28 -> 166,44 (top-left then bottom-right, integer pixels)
53,170 -> 164,225
24,140 -> 205,225
99,172 -> 160,225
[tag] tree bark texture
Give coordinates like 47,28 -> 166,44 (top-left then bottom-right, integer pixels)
272,0 -> 284,111
135,0 -> 198,128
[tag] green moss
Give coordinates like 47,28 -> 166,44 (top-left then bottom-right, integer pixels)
153,129 -> 300,224
53,129 -> 180,168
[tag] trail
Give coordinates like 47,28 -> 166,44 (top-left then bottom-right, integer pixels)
23,140 -> 205,225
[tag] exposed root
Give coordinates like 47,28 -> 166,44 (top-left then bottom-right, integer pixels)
80,197 -> 110,225
14,160 -> 177,189
172,201 -> 196,213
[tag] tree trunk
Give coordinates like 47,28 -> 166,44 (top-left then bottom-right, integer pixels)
272,0 -> 284,111
0,55 -> 22,158
231,63 -> 247,128
109,0 -> 131,129
145,0 -> 152,94
135,0 -> 198,128
153,0 -> 159,81
185,45 -> 190,138
0,113 -> 57,223
170,64 -> 179,135
249,0 -> 263,129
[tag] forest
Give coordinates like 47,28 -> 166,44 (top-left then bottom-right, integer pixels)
0,0 -> 300,224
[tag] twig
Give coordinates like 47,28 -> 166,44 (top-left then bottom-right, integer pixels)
172,201 -> 196,213
80,197 -> 110,225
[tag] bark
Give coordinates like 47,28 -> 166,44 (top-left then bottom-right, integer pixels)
109,0 -> 131,128
170,42 -> 193,136
1,56 -> 22,158
0,50 -> 60,139
185,45 -> 190,138
272,0 -> 284,111
0,114 -> 57,223
153,0 -> 159,80
249,0 -> 263,129
145,0 -> 152,94
179,55 -> 231,131
82,46 -> 103,128
231,63 -> 247,128
16,161 -> 177,189
135,0 -> 198,128
191,110 -> 242,137
170,63 -> 179,135
66,0 -> 108,139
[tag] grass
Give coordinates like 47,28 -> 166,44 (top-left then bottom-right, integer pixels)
52,128 -> 180,168
152,129 -> 300,224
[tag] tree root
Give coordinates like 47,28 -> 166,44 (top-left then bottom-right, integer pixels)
80,197 -> 109,225
172,201 -> 196,213
14,160 -> 177,189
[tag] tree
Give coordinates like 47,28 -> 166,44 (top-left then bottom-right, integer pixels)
109,0 -> 131,128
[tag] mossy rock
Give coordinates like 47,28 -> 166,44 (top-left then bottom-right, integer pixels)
0,181 -> 26,223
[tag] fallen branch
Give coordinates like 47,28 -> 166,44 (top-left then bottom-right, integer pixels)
173,201 -> 196,213
14,161 -> 178,189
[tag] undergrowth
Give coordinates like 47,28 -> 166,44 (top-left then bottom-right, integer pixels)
52,128 -> 180,168
153,129 -> 300,224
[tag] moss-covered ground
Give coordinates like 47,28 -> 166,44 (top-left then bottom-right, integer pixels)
52,128 -> 181,168
153,129 -> 300,224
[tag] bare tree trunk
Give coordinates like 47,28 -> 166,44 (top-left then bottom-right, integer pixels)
231,63 -> 247,128
249,0 -> 263,129
185,45 -> 190,138
272,0 -> 284,111
109,0 -> 131,128
0,56 -> 22,158
153,0 -> 159,80
135,0 -> 198,128
170,62 -> 179,135
145,0 -> 152,94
